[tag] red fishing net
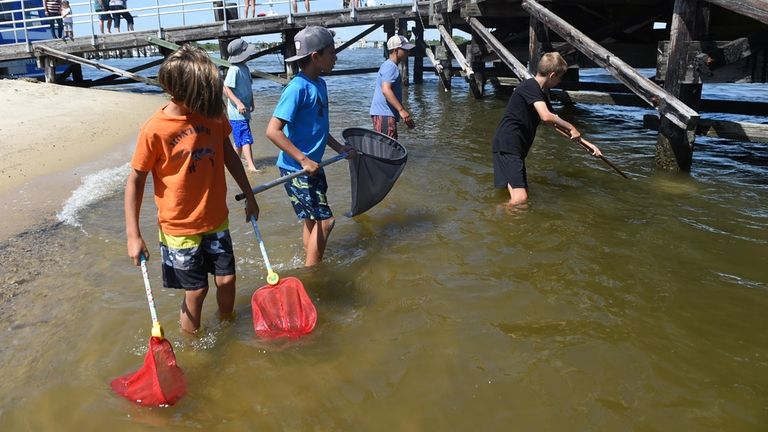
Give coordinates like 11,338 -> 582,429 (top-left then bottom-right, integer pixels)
111,336 -> 186,407
252,276 -> 317,338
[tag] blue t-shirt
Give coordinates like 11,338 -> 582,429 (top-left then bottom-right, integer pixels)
369,60 -> 402,120
224,64 -> 253,121
272,72 -> 330,171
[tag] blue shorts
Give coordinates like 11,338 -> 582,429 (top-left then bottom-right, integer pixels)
159,223 -> 235,290
229,119 -> 254,148
280,167 -> 333,221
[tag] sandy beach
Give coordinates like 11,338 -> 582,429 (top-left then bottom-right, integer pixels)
0,79 -> 165,241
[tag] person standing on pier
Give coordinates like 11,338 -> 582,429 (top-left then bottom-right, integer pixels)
44,0 -> 63,39
94,0 -> 112,34
125,45 -> 260,333
369,35 -> 415,139
492,52 -> 602,207
265,26 -> 356,267
291,0 -> 310,14
223,38 -> 260,173
60,0 -> 73,41
109,0 -> 133,32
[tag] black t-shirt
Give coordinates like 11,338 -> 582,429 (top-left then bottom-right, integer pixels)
492,78 -> 551,156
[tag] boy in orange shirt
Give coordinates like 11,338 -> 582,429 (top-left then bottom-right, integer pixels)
125,45 -> 259,334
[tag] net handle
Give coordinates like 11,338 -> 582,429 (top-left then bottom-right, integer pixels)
249,216 -> 279,285
139,254 -> 164,339
235,152 -> 349,201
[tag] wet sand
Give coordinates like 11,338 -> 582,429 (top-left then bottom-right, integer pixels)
0,79 -> 165,242
0,79 -> 165,311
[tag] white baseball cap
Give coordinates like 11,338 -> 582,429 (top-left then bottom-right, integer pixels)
386,35 -> 415,51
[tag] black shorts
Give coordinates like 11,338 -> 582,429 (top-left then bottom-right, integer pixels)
493,151 -> 528,189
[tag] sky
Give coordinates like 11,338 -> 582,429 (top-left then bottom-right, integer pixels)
67,0 -> 460,44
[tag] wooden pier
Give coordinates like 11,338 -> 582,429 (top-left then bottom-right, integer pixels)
1,0 -> 766,171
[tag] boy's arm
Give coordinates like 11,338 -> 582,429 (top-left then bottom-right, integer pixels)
326,134 -> 357,159
223,85 -> 247,115
533,101 -> 602,156
381,81 -> 411,124
265,116 -> 321,174
125,168 -> 149,266
223,137 -> 259,221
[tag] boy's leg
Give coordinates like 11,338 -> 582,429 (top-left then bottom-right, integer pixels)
231,120 -> 258,172
204,228 -> 236,318
180,287 -> 208,333
214,274 -> 236,318
493,151 -> 529,206
241,144 -> 258,172
281,169 -> 334,266
303,217 -> 335,267
507,186 -> 528,205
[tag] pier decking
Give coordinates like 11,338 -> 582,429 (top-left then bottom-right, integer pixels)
1,0 -> 766,170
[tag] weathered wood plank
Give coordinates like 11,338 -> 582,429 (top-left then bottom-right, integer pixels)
467,17 -> 532,81
148,36 -> 287,85
419,40 -> 452,90
703,0 -> 768,25
644,114 -> 768,143
437,24 -> 475,80
521,0 -> 699,130
34,45 -> 159,86
335,24 -> 381,53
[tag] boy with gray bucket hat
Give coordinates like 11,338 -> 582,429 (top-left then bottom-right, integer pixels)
266,26 -> 356,267
224,38 -> 259,172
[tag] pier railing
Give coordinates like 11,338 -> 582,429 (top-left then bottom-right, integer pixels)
0,0 -> 419,47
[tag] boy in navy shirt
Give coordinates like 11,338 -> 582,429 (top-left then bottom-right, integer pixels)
492,52 -> 602,206
369,35 -> 415,139
265,26 -> 356,267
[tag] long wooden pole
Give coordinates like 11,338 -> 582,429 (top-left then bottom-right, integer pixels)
554,124 -> 629,179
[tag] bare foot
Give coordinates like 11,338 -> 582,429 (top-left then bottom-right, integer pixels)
247,166 -> 260,173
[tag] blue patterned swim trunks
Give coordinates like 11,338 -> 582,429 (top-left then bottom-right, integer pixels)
280,167 -> 333,221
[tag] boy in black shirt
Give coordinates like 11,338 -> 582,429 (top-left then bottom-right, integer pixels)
492,52 -> 602,206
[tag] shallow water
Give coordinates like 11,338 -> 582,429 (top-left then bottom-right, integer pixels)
1,49 -> 767,430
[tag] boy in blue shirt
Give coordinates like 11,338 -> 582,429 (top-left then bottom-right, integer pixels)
265,26 -> 356,267
370,35 -> 415,139
224,38 -> 260,173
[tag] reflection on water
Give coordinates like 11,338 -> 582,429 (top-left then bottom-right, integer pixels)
1,49 -> 767,430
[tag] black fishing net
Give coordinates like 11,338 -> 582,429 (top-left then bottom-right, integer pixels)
342,128 -> 408,217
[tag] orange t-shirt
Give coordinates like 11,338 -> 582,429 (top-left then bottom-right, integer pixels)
131,106 -> 231,236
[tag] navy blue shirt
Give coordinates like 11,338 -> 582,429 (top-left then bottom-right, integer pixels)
492,78 -> 551,157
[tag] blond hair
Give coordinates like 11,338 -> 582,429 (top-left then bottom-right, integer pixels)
158,44 -> 224,118
537,52 -> 568,77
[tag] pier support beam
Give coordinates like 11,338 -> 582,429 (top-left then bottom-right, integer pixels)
528,15 -> 550,75
466,31 -> 487,97
398,18 -> 409,87
283,29 -> 299,80
657,0 -> 706,171
413,19 -> 424,84
438,24 -> 479,97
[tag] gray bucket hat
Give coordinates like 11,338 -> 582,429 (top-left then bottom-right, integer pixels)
227,38 -> 257,64
285,26 -> 336,63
